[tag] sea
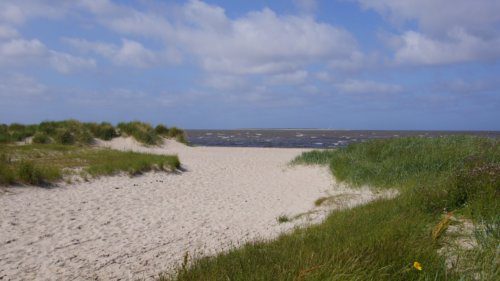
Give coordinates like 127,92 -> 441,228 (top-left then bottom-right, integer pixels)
185,130 -> 500,148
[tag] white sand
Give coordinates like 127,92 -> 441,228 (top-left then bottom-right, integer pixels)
0,138 -> 391,280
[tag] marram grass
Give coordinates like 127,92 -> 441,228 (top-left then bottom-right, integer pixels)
162,136 -> 498,281
0,120 -> 188,145
0,144 -> 180,186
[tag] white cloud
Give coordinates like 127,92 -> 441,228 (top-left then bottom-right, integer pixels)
336,79 -> 403,94
177,2 -> 358,74
267,70 -> 309,85
75,0 -> 360,75
355,0 -> 500,36
0,0 -> 70,25
0,39 -> 46,62
356,0 -> 500,65
49,52 -> 96,74
113,39 -> 157,68
0,38 -> 95,73
76,0 -> 175,39
182,0 -> 229,32
0,25 -> 19,39
394,30 -> 500,65
203,75 -> 248,91
64,37 -> 180,67
0,4 -> 25,24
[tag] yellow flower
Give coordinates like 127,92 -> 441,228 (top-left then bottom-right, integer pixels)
413,261 -> 423,271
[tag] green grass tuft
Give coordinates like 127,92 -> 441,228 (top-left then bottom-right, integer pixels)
0,120 -> 188,146
277,215 -> 290,223
0,144 -> 180,186
17,161 -> 61,185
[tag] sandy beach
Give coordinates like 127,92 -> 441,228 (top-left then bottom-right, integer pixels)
0,138 -> 387,280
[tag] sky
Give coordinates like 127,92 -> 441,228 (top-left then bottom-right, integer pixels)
0,0 -> 499,130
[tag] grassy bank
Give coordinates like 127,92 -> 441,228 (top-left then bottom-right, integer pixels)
164,136 -> 498,281
0,144 -> 180,186
0,120 -> 187,145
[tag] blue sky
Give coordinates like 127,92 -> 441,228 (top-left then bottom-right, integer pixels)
0,0 -> 499,130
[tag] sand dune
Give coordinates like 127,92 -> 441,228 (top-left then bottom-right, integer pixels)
0,138 -> 389,280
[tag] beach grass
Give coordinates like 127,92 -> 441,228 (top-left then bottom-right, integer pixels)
0,120 -> 188,145
0,144 -> 180,186
163,136 -> 498,281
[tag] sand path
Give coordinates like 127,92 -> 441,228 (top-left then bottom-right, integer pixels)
0,139 -> 382,280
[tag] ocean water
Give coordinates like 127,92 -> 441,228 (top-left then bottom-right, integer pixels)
185,130 -> 500,148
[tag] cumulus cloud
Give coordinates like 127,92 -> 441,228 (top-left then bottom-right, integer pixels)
74,0 -> 360,74
0,39 -> 46,62
0,25 -> 19,39
76,0 -> 175,39
355,0 -> 500,35
64,38 -> 180,67
0,0 -> 69,25
355,0 -> 500,65
394,30 -> 500,65
113,39 -> 159,68
49,52 -> 96,74
0,38 -> 95,73
176,2 -> 358,74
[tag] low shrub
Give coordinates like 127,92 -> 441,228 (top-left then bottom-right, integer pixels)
32,132 -> 51,144
96,123 -> 118,140
118,121 -> 160,145
167,126 -> 187,144
38,121 -> 58,135
0,155 -> 15,185
55,129 -> 75,145
175,133 -> 188,144
76,129 -> 94,145
17,161 -> 44,185
167,126 -> 183,138
0,132 -> 11,143
16,161 -> 61,185
86,122 -> 118,140
155,124 -> 169,135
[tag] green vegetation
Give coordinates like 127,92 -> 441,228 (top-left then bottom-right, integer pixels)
0,144 -> 180,186
117,121 -> 159,145
84,122 -> 118,140
277,215 -> 291,223
164,136 -> 498,281
32,132 -> 50,144
0,120 -> 187,145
